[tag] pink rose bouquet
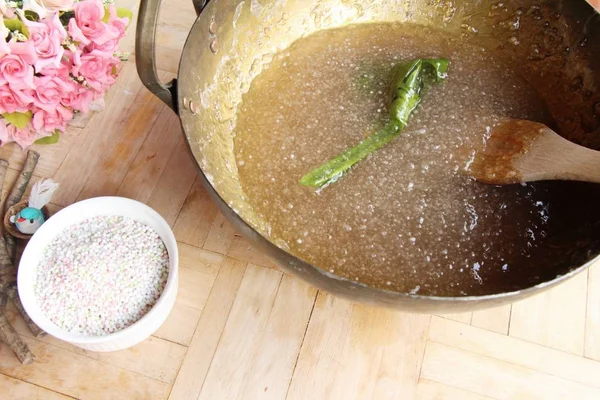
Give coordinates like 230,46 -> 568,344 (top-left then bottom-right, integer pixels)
0,0 -> 131,149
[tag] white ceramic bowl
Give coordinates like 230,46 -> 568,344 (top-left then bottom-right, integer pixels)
18,196 -> 178,352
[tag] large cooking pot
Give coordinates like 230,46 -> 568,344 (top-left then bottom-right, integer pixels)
136,0 -> 600,312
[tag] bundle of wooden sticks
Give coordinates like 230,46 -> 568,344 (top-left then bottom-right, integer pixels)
0,150 -> 45,364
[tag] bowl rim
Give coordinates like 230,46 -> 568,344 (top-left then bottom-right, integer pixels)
17,196 -> 179,344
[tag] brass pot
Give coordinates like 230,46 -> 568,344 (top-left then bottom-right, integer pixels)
136,0 -> 600,312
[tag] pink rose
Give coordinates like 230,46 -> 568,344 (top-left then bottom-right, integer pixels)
24,13 -> 67,72
8,123 -> 37,149
61,85 -> 93,113
0,120 -> 12,146
33,107 -> 73,134
39,58 -> 70,79
8,39 -> 38,64
0,84 -> 34,114
107,7 -> 129,39
33,76 -> 75,112
0,41 -> 38,90
0,55 -> 34,90
79,50 -> 119,92
88,38 -> 118,54
67,18 -> 91,46
67,48 -> 83,74
41,47 -> 81,79
68,0 -> 118,46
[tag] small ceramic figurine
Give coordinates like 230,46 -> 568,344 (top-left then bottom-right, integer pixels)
10,179 -> 59,235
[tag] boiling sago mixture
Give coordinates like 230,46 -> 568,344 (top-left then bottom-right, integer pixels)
234,23 -> 600,296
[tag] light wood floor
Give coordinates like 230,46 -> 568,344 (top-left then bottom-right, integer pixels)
1,1 -> 600,399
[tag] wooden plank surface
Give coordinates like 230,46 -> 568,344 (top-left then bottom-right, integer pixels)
2,0 -> 599,398
196,265 -> 284,400
509,272 -> 588,355
232,275 -> 317,400
146,136 -> 197,227
471,304 -> 512,335
0,374 -> 75,400
0,337 -> 171,400
203,213 -> 237,255
287,294 -> 431,400
5,303 -> 186,385
173,178 -> 219,248
227,234 -> 280,270
416,379 -> 495,400
116,108 -> 182,203
90,337 -> 186,384
421,341 -> 600,400
153,303 -> 202,346
586,263 -> 600,361
169,258 -> 247,400
74,89 -> 165,202
439,312 -> 472,325
0,129 -> 80,178
428,317 -> 600,389
175,241 -> 222,311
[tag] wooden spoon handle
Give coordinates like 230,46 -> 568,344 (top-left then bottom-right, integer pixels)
549,135 -> 600,184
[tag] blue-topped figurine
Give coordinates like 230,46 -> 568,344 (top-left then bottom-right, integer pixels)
10,179 -> 59,235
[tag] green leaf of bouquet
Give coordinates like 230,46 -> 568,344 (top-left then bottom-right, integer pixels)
102,8 -> 110,23
23,11 -> 40,22
102,7 -> 132,24
4,19 -> 29,38
34,131 -> 60,145
59,11 -> 75,26
2,111 -> 32,129
117,8 -> 133,23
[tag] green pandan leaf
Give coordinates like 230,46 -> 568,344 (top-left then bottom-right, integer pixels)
4,19 -> 29,38
35,131 -> 60,145
300,58 -> 449,189
3,111 -> 32,129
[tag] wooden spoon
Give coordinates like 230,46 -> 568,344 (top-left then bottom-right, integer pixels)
468,119 -> 600,185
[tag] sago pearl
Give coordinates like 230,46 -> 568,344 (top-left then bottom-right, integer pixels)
34,215 -> 169,336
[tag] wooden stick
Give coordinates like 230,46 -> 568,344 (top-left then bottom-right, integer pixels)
0,312 -> 35,364
0,158 -> 13,308
0,158 -> 37,363
4,151 -> 39,261
6,284 -> 44,337
5,233 -> 15,263
0,159 -> 13,315
5,151 -> 45,337
0,159 -> 8,206
0,292 -> 6,314
0,159 -> 7,240
5,151 -> 39,210
1,151 -> 45,340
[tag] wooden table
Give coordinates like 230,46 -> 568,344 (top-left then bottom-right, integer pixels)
1,0 -> 599,398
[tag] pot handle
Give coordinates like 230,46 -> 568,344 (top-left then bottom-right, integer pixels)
135,0 -> 211,111
193,0 -> 210,15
